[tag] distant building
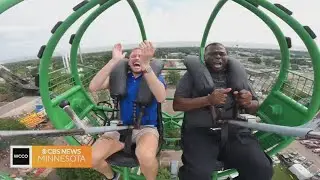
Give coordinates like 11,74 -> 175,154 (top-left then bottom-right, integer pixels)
288,164 -> 313,180
164,61 -> 176,68
245,68 -> 261,76
0,78 -> 5,84
168,52 -> 185,58
26,66 -> 36,70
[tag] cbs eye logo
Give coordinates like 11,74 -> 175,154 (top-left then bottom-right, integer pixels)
10,146 -> 32,168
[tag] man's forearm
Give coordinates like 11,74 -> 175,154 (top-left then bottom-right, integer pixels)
89,58 -> 119,92
245,100 -> 259,114
143,70 -> 166,103
173,96 -> 210,112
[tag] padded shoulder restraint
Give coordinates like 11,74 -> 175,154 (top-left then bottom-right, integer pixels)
226,57 -> 249,92
136,59 -> 164,106
109,58 -> 164,103
183,55 -> 249,94
109,59 -> 129,99
183,55 -> 214,96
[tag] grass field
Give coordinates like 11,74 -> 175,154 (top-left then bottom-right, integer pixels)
272,164 -> 297,180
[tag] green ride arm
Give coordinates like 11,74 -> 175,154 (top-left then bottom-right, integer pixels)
70,0 -> 146,88
249,0 -> 320,123
0,0 -> 23,14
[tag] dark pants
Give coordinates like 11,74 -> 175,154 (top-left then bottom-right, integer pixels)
178,127 -> 273,180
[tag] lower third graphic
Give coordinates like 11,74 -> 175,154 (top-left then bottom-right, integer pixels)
10,145 -> 92,168
10,146 -> 32,168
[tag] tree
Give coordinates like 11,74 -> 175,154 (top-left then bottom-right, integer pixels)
165,70 -> 181,86
264,59 -> 273,66
291,64 -> 299,70
248,57 -> 262,64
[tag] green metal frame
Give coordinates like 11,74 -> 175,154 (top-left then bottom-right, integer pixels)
0,0 -> 23,14
1,0 -> 320,179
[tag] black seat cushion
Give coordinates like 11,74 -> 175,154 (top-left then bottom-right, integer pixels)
106,150 -> 139,167
105,131 -> 139,168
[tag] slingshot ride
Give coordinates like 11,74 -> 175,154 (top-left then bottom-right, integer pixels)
0,0 -> 320,179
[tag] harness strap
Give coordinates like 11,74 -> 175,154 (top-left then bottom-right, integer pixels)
123,129 -> 133,154
220,122 -> 229,149
210,103 -> 250,149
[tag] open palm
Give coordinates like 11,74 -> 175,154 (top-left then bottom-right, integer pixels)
112,43 -> 126,60
139,41 -> 155,65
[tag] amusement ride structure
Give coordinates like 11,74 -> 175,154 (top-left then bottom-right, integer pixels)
0,0 -> 320,179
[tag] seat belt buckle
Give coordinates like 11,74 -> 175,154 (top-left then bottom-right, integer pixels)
238,114 -> 260,123
210,127 -> 221,131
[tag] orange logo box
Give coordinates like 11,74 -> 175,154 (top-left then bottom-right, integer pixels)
32,146 -> 92,168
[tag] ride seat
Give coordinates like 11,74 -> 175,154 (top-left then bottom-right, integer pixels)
106,103 -> 164,167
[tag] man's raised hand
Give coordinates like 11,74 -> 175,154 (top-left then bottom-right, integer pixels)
207,88 -> 232,106
139,40 -> 155,66
112,43 -> 126,61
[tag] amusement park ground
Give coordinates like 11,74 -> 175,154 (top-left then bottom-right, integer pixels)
282,141 -> 320,173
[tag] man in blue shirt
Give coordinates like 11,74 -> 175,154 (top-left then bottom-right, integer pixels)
89,41 -> 166,180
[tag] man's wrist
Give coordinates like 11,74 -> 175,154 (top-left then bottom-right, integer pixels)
244,100 -> 252,108
110,57 -> 120,63
205,95 -> 212,106
244,100 -> 258,109
141,64 -> 152,74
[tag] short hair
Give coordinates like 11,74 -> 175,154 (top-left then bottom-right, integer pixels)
127,47 -> 141,58
205,42 -> 228,54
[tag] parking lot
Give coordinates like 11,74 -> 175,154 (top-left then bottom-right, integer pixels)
279,139 -> 320,179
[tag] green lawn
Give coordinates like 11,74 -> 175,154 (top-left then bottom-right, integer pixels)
272,164 -> 297,180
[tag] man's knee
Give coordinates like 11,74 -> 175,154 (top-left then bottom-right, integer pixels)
256,155 -> 273,178
92,153 -> 104,168
247,154 -> 273,179
135,131 -> 159,167
179,153 -> 216,180
91,135 -> 123,168
135,136 -> 158,166
135,149 -> 157,167
178,164 -> 214,180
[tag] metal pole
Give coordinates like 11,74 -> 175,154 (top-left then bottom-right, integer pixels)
306,130 -> 320,139
0,126 -> 130,138
227,120 -> 320,139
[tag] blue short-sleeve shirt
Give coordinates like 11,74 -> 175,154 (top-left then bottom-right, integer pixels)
120,72 -> 166,126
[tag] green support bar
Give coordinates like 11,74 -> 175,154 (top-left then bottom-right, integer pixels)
200,0 -> 228,63
251,0 -> 320,122
0,0 -> 23,14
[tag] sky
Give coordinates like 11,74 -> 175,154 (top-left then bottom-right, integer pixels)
0,0 -> 319,62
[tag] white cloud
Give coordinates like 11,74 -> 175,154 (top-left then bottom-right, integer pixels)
0,0 -> 319,61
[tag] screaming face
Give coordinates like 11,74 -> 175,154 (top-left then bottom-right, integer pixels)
204,44 -> 228,72
128,48 -> 142,73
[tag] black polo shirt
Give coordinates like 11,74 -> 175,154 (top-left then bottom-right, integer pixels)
174,69 -> 258,129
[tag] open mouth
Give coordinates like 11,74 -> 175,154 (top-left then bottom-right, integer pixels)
133,62 -> 141,68
213,62 -> 222,69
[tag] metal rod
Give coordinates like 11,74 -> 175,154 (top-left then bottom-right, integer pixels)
63,106 -> 87,129
0,129 -> 85,138
0,126 -> 130,138
306,130 -> 320,139
227,120 -> 317,138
